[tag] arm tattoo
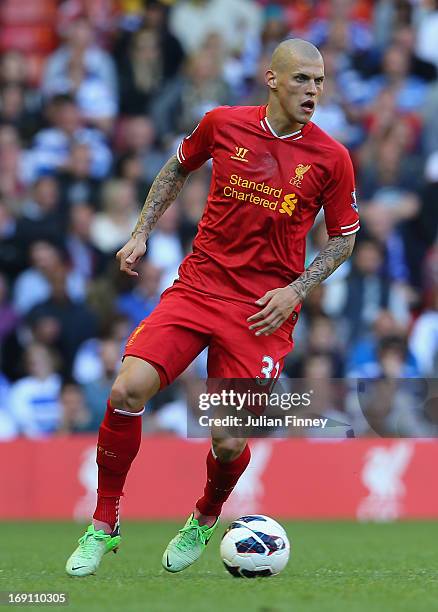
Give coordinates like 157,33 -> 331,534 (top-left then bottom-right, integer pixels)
291,234 -> 356,301
131,155 -> 189,239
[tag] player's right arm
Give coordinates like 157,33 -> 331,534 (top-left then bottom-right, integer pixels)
117,109 -> 218,277
116,155 -> 189,277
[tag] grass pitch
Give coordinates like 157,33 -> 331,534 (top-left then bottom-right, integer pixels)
3,521 -> 438,612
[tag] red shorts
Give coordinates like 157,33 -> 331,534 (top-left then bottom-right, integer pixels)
124,282 -> 298,388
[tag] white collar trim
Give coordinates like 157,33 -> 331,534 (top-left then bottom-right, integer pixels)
264,117 -> 302,140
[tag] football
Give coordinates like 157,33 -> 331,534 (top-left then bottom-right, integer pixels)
220,515 -> 290,578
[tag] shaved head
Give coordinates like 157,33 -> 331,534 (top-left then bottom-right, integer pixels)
271,39 -> 323,74
265,38 -> 324,134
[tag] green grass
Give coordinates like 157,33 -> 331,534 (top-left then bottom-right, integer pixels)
2,521 -> 438,612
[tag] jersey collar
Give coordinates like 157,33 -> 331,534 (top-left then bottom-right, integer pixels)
258,105 -> 313,141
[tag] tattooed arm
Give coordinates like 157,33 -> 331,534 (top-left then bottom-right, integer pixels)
290,234 -> 355,302
116,155 -> 189,277
247,234 -> 356,336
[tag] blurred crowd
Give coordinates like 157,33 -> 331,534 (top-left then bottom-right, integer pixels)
1,0 -> 438,440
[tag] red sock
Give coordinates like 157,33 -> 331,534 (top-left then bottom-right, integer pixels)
196,445 -> 251,517
93,400 -> 143,530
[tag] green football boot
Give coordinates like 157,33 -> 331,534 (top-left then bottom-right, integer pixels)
162,514 -> 219,573
65,524 -> 121,577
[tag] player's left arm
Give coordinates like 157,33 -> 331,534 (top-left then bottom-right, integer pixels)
248,146 -> 359,336
247,234 -> 355,336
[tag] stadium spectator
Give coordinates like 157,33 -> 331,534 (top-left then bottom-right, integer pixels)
300,353 -> 352,439
169,0 -> 262,55
259,4 -> 289,53
115,153 -> 149,204
0,273 -> 19,345
57,142 -> 101,209
44,49 -> 118,132
82,337 -> 121,431
422,245 -> 438,306
117,29 -> 164,116
241,51 -> 274,106
13,240 -> 85,315
423,82 -> 438,155
374,44 -> 429,112
347,337 -> 425,436
57,0 -> 118,44
415,174 -> 438,295
311,74 -> 360,147
360,203 -> 415,288
90,179 -> 139,254
57,381 -> 93,434
42,17 -> 117,100
0,51 -> 39,118
14,175 -> 64,244
0,125 -> 26,202
306,315 -> 344,376
177,172 -> 210,253
0,51 -> 27,86
342,43 -> 428,111
72,314 -> 129,385
348,379 -> 428,437
139,0 -> 185,80
349,334 -> 419,379
342,239 -> 409,342
26,266 -> 97,374
116,259 -> 161,329
358,91 -> 422,195
152,48 -> 231,141
392,24 -> 437,83
409,288 -> 438,376
9,343 -> 61,438
114,1 -> 186,113
83,268 -> 127,336
23,94 -> 112,183
65,203 -> 108,283
0,373 -> 18,441
116,116 -> 167,192
346,308 -> 414,373
373,0 -> 411,49
0,84 -> 41,143
147,205 -> 184,292
287,283 -> 329,372
415,0 -> 438,71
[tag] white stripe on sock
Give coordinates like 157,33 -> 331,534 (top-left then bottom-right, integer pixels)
113,407 -> 145,417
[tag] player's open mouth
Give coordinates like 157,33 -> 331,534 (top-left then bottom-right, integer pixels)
301,100 -> 315,113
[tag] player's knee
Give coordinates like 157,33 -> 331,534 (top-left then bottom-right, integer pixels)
212,438 -> 247,462
110,379 -> 146,414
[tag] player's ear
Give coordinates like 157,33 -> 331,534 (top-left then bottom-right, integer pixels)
266,69 -> 277,91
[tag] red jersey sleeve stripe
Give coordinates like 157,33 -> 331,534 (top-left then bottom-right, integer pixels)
176,142 -> 186,163
176,143 -> 183,164
341,220 -> 360,230
341,225 -> 360,236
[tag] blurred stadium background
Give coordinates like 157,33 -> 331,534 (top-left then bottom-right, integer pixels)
1,0 -> 438,521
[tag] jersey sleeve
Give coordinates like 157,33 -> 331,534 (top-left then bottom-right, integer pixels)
321,146 -> 360,237
176,110 -> 217,172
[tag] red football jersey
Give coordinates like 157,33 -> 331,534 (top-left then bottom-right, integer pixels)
175,105 -> 359,304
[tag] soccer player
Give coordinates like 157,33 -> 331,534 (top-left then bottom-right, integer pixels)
66,38 -> 359,576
